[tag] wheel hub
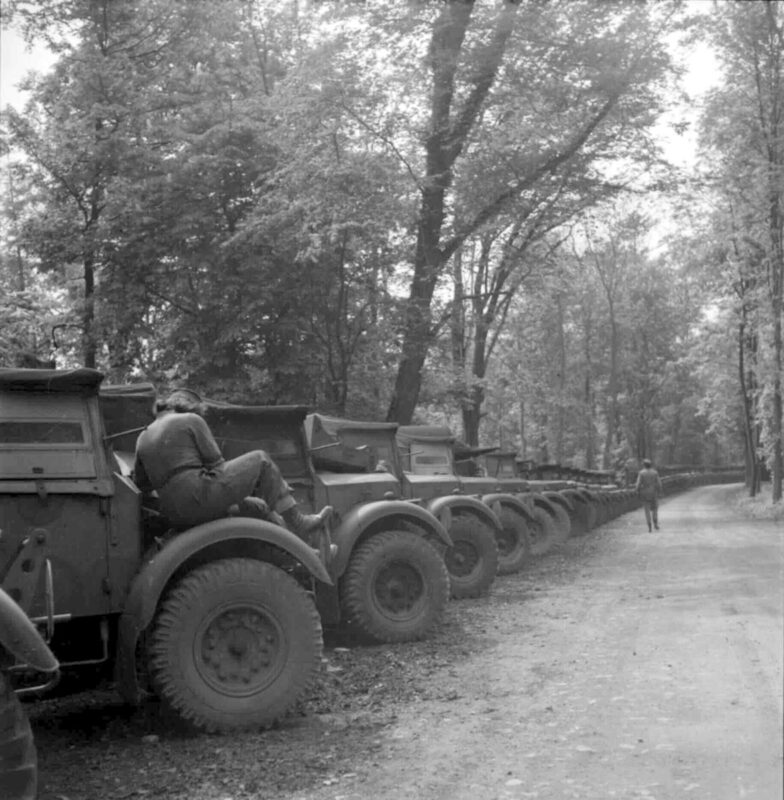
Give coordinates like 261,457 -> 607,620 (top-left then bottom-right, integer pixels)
445,541 -> 479,577
374,561 -> 425,615
496,528 -> 515,556
197,606 -> 284,694
529,521 -> 543,543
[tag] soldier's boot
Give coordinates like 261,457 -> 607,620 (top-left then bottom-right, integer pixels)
228,497 -> 270,519
282,504 -> 333,539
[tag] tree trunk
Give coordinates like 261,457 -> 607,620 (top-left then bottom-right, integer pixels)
554,294 -> 566,463
762,0 -> 783,501
771,313 -> 783,501
82,254 -> 97,369
387,1 -> 517,423
462,316 -> 488,447
739,320 -> 759,495
519,397 -> 526,457
582,308 -> 595,469
602,299 -> 619,469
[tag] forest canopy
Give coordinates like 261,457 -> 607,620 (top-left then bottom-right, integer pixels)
1,0 -> 781,500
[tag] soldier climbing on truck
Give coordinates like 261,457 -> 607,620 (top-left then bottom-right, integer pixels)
133,387 -> 332,543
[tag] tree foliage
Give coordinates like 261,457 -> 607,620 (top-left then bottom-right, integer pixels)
0,0 -> 762,482
694,0 -> 784,499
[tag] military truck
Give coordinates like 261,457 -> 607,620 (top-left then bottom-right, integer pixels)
452,443 -> 565,555
101,389 -> 452,645
395,426 -> 538,575
481,451 -> 575,541
0,368 -> 331,734
305,414 -> 499,599
483,452 -> 627,535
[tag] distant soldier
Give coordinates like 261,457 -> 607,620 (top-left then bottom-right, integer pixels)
635,459 -> 663,532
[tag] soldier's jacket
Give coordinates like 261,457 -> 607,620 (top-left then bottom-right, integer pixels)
636,467 -> 662,501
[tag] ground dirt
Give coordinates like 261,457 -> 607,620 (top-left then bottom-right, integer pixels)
32,484 -> 783,800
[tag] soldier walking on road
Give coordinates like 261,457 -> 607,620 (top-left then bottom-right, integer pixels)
636,459 -> 663,532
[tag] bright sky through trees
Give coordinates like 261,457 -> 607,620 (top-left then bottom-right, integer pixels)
0,27 -> 53,110
2,14 -> 718,163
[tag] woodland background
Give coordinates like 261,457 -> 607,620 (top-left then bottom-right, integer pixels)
1,0 -> 782,501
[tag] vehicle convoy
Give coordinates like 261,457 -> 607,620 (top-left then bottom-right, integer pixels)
0,368 -> 331,735
453,444 -> 565,554
480,450 -> 576,541
483,451 -> 635,534
102,389 -> 452,645
304,414 -> 499,599
395,426 -> 539,575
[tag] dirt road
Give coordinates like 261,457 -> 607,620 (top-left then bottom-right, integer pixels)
34,484 -> 783,800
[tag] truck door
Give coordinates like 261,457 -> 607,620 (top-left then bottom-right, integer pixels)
0,391 -> 112,621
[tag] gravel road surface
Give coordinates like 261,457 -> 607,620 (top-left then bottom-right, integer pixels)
33,483 -> 783,800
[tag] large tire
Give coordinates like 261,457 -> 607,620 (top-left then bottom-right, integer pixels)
340,530 -> 449,643
527,507 -> 558,556
568,497 -> 596,536
148,558 -> 322,732
495,507 -> 532,575
542,500 -> 571,542
444,515 -> 499,599
580,494 -> 600,529
0,672 -> 36,800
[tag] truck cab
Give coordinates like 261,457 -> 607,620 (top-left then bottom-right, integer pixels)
306,414 -> 501,598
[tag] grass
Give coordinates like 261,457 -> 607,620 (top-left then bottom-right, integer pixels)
733,482 -> 784,522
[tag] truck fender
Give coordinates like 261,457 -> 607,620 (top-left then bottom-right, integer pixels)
0,587 -> 58,674
426,495 -> 502,533
575,488 -> 599,503
523,492 -> 560,518
480,492 -> 536,524
540,491 -> 574,513
560,488 -> 591,507
328,500 -> 451,578
115,517 -> 330,705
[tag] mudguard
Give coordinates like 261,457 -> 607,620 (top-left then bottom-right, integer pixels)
481,492 -> 536,523
0,588 -> 58,674
426,494 -> 502,534
116,517 -> 331,704
541,490 -> 574,513
576,488 -> 599,504
525,492 -> 561,517
328,499 -> 451,578
560,488 -> 591,507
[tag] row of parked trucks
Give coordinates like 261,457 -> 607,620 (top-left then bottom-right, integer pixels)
0,368 -> 741,798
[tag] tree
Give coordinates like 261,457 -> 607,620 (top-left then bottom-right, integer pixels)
700,0 -> 784,500
4,0 -> 219,367
385,0 -> 677,424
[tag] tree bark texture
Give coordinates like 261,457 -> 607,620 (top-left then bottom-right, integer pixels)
387,0 -> 517,423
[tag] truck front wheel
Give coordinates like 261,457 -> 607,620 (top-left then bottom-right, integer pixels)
0,671 -> 36,800
495,507 -> 532,575
528,507 -> 558,556
444,515 -> 499,599
148,558 -> 322,732
340,530 -> 449,643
